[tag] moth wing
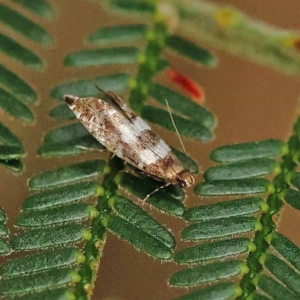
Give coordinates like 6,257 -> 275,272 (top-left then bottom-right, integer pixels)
94,84 -> 136,123
106,91 -> 137,123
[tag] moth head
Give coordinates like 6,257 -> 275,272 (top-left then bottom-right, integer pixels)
64,94 -> 78,107
176,170 -> 195,188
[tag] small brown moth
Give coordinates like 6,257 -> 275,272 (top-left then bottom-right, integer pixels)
64,91 -> 195,190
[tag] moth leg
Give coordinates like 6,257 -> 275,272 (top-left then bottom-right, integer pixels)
142,182 -> 171,204
75,145 -> 107,153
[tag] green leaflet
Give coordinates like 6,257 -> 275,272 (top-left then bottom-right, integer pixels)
181,216 -> 256,240
0,34 -> 43,70
290,172 -> 300,190
0,239 -> 10,255
16,203 -> 97,227
0,209 -> 7,254
11,224 -> 90,250
64,47 -> 138,67
88,24 -> 147,45
194,178 -> 270,196
0,123 -> 24,171
169,260 -> 242,287
173,282 -> 237,300
257,274 -> 298,300
272,233 -> 300,272
141,105 -> 213,142
0,207 -> 6,223
170,147 -> 199,174
0,64 -> 37,103
12,0 -> 54,18
50,73 -> 129,101
0,145 -> 25,160
174,238 -> 250,264
166,35 -> 217,66
38,136 -> 105,157
0,159 -> 23,172
204,158 -> 278,181
149,83 -> 215,129
22,181 -> 100,211
156,59 -> 169,72
184,197 -> 262,221
44,123 -> 93,143
0,248 -> 83,277
210,139 -> 285,163
0,122 -> 22,146
284,188 -> 300,210
10,288 -> 75,300
39,122 -> 105,157
0,87 -> 34,123
49,103 -> 75,120
0,3 -> 52,45
0,225 -> 8,237
109,195 -> 175,248
109,0 -> 155,13
103,214 -> 172,260
0,268 -> 79,296
252,294 -> 272,300
264,254 -> 300,295
115,172 -> 185,216
28,160 -> 108,190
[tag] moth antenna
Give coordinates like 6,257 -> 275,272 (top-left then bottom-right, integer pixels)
165,99 -> 188,158
142,182 -> 171,203
93,82 -> 108,96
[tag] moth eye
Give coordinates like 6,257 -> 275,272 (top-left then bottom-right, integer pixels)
176,171 -> 195,188
176,177 -> 188,188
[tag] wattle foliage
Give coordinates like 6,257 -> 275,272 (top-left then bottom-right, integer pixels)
0,1 -> 299,299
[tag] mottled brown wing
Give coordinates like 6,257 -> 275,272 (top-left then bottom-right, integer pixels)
64,95 -> 184,184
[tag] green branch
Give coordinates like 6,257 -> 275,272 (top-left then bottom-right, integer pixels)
172,0 -> 300,75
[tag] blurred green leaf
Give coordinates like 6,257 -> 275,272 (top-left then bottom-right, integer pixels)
0,88 -> 34,123
0,34 -> 43,69
141,105 -> 213,142
0,3 -> 52,45
64,47 -> 138,67
0,64 -> 37,103
28,160 -> 108,190
12,0 -> 54,18
204,158 -> 277,181
88,24 -> 147,45
167,35 -> 217,66
194,178 -> 270,196
210,139 -> 285,163
50,73 -> 129,101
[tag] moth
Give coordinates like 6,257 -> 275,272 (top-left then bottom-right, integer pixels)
64,91 -> 195,191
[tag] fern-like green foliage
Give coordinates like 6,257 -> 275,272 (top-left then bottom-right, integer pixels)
1,0 -> 300,299
0,0 -> 52,172
0,0 -> 217,299
0,207 -> 9,255
169,122 -> 300,299
109,0 -> 300,76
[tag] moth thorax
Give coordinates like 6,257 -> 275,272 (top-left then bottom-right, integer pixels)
176,170 -> 195,188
